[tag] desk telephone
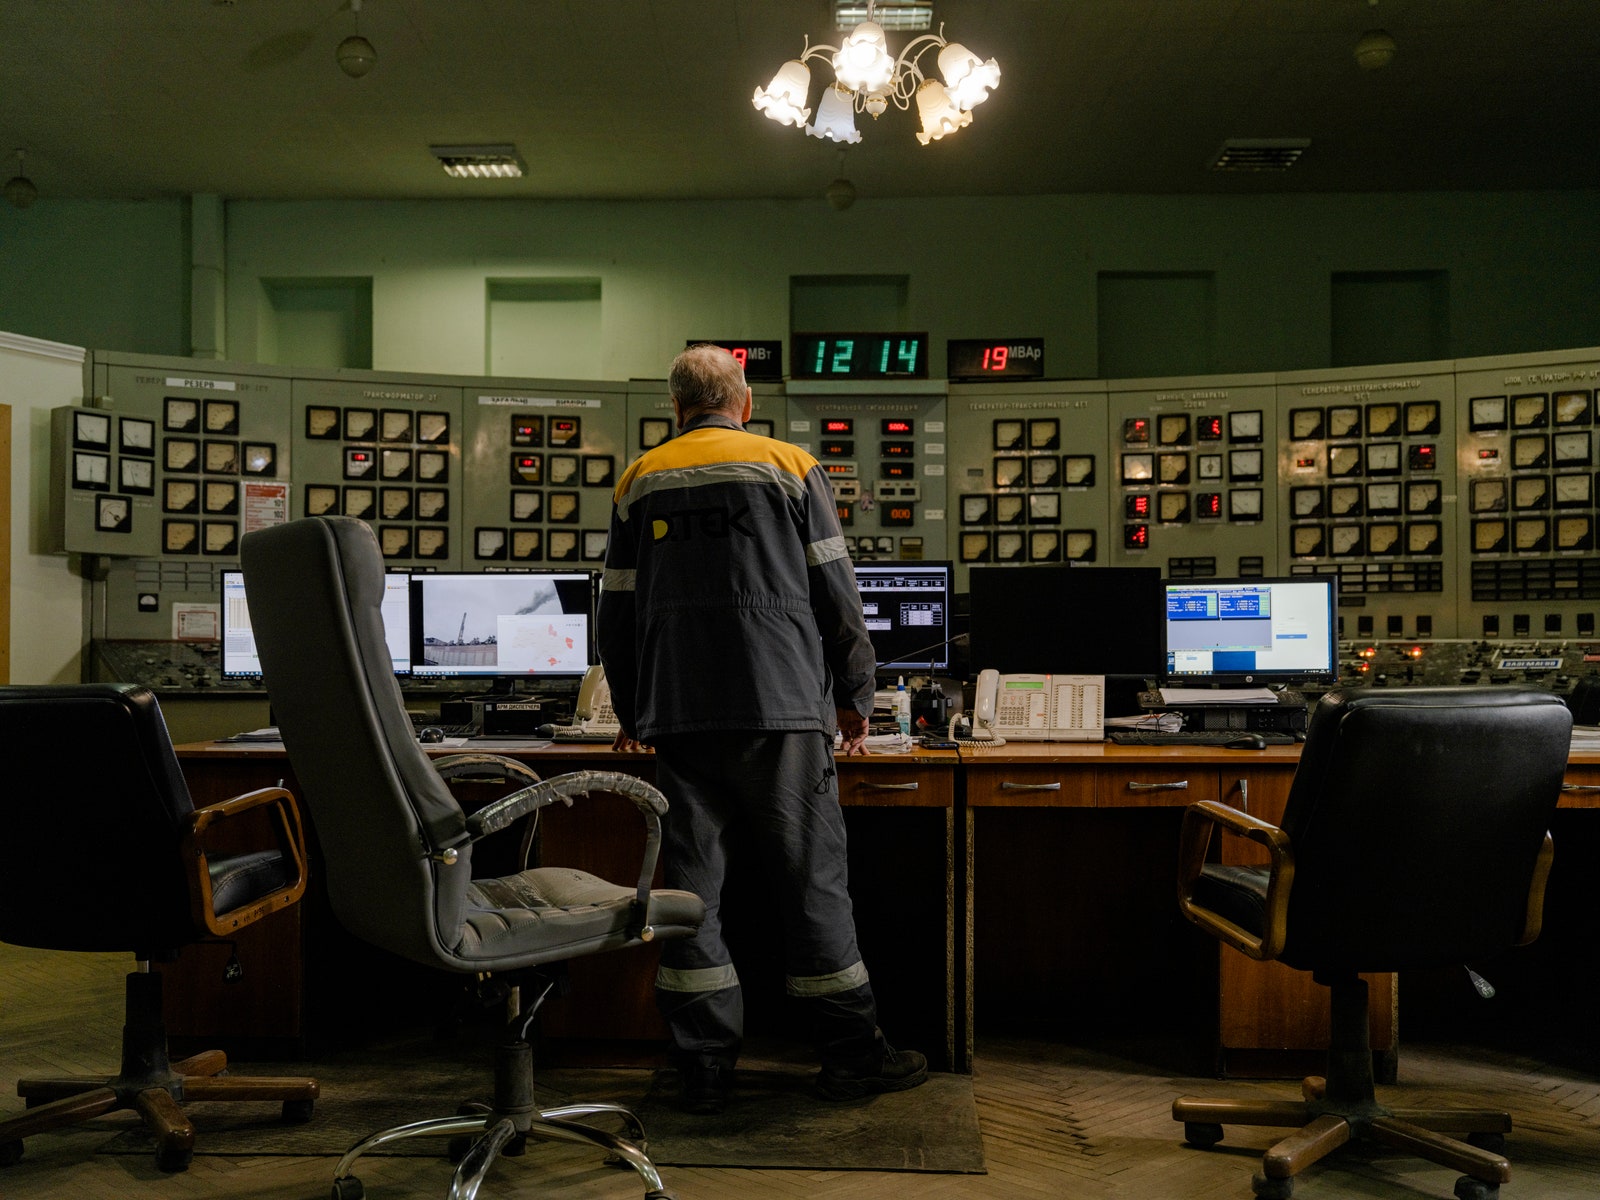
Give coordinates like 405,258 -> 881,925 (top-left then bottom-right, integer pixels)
561,665 -> 621,739
972,669 -> 1105,743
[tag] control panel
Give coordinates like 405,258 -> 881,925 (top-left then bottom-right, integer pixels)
1338,638 -> 1600,694
623,380 -> 788,464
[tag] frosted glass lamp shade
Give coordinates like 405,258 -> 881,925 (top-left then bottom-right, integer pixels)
914,79 -> 970,145
807,85 -> 863,143
753,59 -> 813,127
833,20 -> 894,93
939,43 -> 1001,110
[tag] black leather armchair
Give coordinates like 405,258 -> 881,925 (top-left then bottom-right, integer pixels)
0,683 -> 319,1172
240,516 -> 705,1200
1172,686 -> 1572,1200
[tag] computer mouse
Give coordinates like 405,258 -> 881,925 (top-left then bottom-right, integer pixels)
1225,733 -> 1267,750
418,726 -> 446,744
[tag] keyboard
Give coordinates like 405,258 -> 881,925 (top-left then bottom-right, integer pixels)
1106,730 -> 1298,746
548,726 -> 619,743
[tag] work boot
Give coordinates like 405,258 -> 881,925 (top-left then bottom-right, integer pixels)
677,1061 -> 732,1115
816,1043 -> 928,1101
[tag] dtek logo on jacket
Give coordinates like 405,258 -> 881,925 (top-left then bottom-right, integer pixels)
651,505 -> 755,541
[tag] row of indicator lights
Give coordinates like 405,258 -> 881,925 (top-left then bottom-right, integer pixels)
1124,413 -> 1263,445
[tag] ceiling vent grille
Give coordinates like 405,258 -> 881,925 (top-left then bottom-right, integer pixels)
834,2 -> 933,32
429,145 -> 525,179
1209,138 -> 1311,172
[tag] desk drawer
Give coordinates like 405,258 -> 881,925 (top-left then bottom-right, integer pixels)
1099,764 -> 1220,808
839,764 -> 954,807
967,764 -> 1095,807
1561,761 -> 1600,808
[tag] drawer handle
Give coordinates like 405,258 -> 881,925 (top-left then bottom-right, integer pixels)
1000,781 -> 1061,792
1125,780 -> 1190,793
860,781 -> 920,791
1562,783 -> 1600,792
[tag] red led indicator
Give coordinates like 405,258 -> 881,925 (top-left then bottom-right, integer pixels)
882,419 -> 914,434
1416,446 -> 1433,458
824,462 -> 853,475
1125,494 -> 1151,518
729,347 -> 748,368
823,419 -> 854,434
1124,523 -> 1150,549
1198,493 -> 1223,517
1196,416 -> 1223,440
351,452 -> 369,462
1478,449 -> 1500,460
553,420 -> 576,433
1297,457 -> 1316,469
517,456 -> 536,469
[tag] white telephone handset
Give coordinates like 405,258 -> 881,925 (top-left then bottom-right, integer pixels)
574,665 -> 621,736
973,668 -> 1105,743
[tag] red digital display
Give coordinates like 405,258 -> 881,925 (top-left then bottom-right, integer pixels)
946,338 -> 1044,381
881,461 -> 913,478
1478,448 -> 1500,460
729,346 -> 748,368
823,419 -> 854,434
1123,523 -> 1150,550
1196,416 -> 1224,441
880,441 -> 915,457
819,440 -> 854,457
516,456 -> 536,469
552,420 -> 576,434
1197,492 -> 1224,518
881,419 -> 914,435
350,451 -> 370,462
883,505 -> 915,527
1125,494 -> 1151,518
1124,418 -> 1150,443
823,462 -> 854,476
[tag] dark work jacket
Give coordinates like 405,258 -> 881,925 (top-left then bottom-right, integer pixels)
597,412 -> 875,741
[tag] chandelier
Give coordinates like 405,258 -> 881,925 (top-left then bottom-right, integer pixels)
752,5 -> 1000,146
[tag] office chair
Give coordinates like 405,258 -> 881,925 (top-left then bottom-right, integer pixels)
240,515 -> 705,1200
0,683 -> 319,1172
1172,686 -> 1572,1200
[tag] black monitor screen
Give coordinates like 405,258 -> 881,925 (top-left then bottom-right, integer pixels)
967,566 -> 1165,678
1163,576 -> 1338,687
223,568 -> 412,678
409,571 -> 594,679
854,561 -> 954,671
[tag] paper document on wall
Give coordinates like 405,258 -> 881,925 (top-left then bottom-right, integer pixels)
1158,687 -> 1278,705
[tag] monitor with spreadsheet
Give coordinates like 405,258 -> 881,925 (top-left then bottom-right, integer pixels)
854,561 -> 954,672
409,570 -> 595,680
1162,576 -> 1339,687
222,568 -> 413,677
967,566 -> 1165,679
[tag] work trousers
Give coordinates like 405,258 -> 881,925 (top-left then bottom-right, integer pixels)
649,730 -> 880,1071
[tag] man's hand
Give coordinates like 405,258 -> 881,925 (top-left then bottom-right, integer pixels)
836,707 -> 870,756
612,731 -> 649,753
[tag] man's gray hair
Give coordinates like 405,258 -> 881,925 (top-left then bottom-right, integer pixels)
669,343 -> 747,418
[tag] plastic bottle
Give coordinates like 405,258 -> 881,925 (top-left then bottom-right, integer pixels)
895,676 -> 911,737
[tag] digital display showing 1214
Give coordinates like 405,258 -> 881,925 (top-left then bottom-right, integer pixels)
792,333 -> 928,380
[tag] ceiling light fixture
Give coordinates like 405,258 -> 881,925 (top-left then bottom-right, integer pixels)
1209,138 -> 1312,172
753,0 -> 999,147
336,0 -> 376,78
4,149 -> 38,209
429,145 -> 526,179
1354,28 -> 1397,70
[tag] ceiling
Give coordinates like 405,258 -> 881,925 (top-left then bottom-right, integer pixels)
2,1 -> 1597,205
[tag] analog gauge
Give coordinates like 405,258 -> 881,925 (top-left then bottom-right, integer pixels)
418,412 -> 451,443
1470,479 -> 1507,513
1512,394 -> 1549,428
1366,442 -> 1401,474
118,458 -> 154,493
584,455 -> 616,487
548,492 -> 580,523
1122,417 -> 1150,444
477,528 -> 508,560
1473,519 -> 1508,553
1367,523 -> 1401,555
961,495 -> 992,524
1513,476 -> 1549,510
995,494 -> 1025,524
583,530 -> 610,561
165,480 -> 199,513
511,530 -> 542,560
1327,406 -> 1361,438
1197,454 -> 1223,480
344,409 -> 377,441
1366,482 -> 1401,514
1029,531 -> 1061,561
1407,521 -> 1442,555
1512,435 -> 1548,469
993,457 -> 1024,487
1328,485 -> 1363,517
1228,488 -> 1263,520
1556,515 -> 1594,551
303,485 -> 338,517
1554,391 -> 1593,426
1063,455 -> 1095,486
381,488 -> 412,520
165,398 -> 199,432
1292,525 -> 1326,557
1158,492 -> 1191,523
415,451 -> 448,482
1120,454 -> 1154,483
1514,518 -> 1549,552
1158,414 -> 1190,446
1364,404 -> 1399,437
95,496 -> 129,532
1228,410 -> 1263,443
1029,418 -> 1060,449
203,521 -> 238,555
1289,408 -> 1325,440
380,527 -> 412,558
1328,445 -> 1362,477
203,480 -> 238,513
119,418 -> 154,454
995,532 -> 1025,562
204,400 -> 238,434
1228,449 -> 1263,481
305,406 -> 340,438
640,417 -> 673,449
960,532 -> 992,562
243,443 -> 275,475
380,410 -> 413,442
993,420 -> 1024,451
379,449 -> 412,481
163,520 -> 198,553
1404,401 -> 1440,436
1554,473 -> 1593,508
1552,432 -> 1592,466
204,441 -> 239,473
1029,456 -> 1061,487
511,490 -> 543,521
1028,492 -> 1061,523
73,411 -> 111,448
1406,481 -> 1442,514
165,439 -> 198,473
342,487 -> 374,518
416,528 -> 448,559
1064,530 -> 1096,561
1469,395 -> 1508,432
1158,453 -> 1190,484
416,490 -> 448,521
1330,524 -> 1363,556
1291,486 -> 1324,518
746,419 -> 774,439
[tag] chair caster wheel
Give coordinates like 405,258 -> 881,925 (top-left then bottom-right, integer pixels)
1252,1172 -> 1294,1198
1183,1121 -> 1224,1148
1454,1177 -> 1498,1200
644,1190 -> 679,1200
332,1176 -> 365,1200
155,1141 -> 194,1173
1466,1131 -> 1506,1153
0,1139 -> 22,1167
282,1098 -> 315,1123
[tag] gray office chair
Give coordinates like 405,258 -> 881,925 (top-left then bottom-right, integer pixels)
0,683 -> 318,1173
240,515 -> 704,1200
1172,686 -> 1572,1200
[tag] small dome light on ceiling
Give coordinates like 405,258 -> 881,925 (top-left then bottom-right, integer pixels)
1354,29 -> 1396,70
337,0 -> 376,78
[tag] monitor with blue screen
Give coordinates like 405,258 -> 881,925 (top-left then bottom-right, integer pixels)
222,568 -> 413,677
1162,576 -> 1338,687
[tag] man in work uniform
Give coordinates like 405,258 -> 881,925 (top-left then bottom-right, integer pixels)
597,343 -> 928,1113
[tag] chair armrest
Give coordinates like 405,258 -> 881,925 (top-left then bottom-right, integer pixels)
182,787 -> 308,938
1516,831 -> 1555,946
1177,799 -> 1296,961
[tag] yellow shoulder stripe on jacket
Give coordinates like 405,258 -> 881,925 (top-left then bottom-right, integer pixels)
613,426 -> 818,502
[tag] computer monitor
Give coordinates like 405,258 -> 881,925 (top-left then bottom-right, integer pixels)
221,568 -> 413,677
409,570 -> 595,680
853,561 -> 954,672
967,565 -> 1165,680
1162,576 -> 1339,688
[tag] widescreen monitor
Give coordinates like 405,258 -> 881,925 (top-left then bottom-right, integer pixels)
1162,575 -> 1339,688
222,568 -> 413,677
853,561 -> 954,672
967,566 -> 1165,679
409,570 -> 595,680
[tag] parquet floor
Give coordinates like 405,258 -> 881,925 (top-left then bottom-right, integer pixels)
2,943 -> 1597,1199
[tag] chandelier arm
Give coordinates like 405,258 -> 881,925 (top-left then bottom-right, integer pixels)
885,31 -> 948,106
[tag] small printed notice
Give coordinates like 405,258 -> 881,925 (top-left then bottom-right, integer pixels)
173,603 -> 219,641
243,481 -> 290,534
